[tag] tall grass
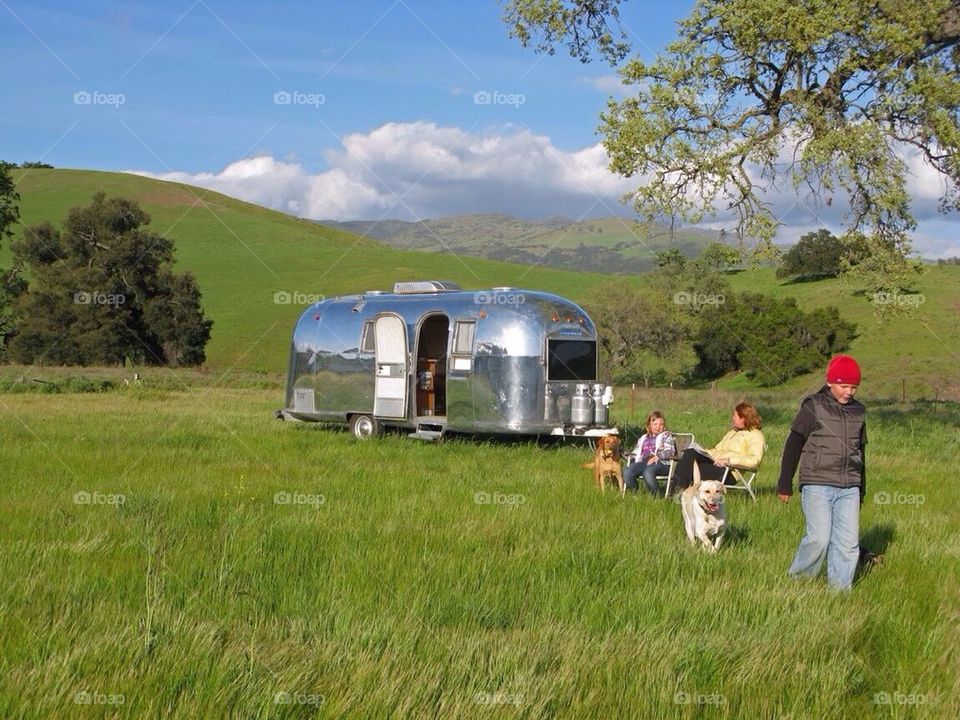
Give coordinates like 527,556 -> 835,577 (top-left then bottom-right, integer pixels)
1,388 -> 957,718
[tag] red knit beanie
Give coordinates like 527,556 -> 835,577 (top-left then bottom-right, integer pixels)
826,355 -> 861,385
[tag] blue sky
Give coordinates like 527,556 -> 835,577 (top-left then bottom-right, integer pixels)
2,0 -> 956,257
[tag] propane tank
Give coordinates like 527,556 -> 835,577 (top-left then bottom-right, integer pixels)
570,384 -> 594,426
592,383 -> 607,426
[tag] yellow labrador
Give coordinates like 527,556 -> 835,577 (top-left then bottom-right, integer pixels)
582,434 -> 624,494
681,477 -> 727,552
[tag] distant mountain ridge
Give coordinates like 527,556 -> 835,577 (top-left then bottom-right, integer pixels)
324,214 -> 721,273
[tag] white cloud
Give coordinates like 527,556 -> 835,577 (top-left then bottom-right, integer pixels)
133,121 -> 634,222
132,120 -> 958,257
582,74 -> 632,97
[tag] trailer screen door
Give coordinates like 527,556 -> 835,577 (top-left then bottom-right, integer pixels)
547,339 -> 597,381
374,314 -> 408,418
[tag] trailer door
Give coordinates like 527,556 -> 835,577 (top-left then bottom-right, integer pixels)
374,314 -> 408,418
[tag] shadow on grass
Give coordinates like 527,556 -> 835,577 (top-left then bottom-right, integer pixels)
855,522 -> 895,584
722,524 -> 751,547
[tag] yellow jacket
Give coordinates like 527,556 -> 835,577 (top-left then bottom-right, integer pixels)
709,429 -> 765,469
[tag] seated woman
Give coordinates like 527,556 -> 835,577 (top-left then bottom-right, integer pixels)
623,411 -> 676,495
672,402 -> 764,492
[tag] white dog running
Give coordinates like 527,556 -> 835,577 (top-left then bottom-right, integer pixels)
680,469 -> 728,552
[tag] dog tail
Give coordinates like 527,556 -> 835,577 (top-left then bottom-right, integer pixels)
582,462 -> 594,469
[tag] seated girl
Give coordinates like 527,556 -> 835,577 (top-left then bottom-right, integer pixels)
623,411 -> 676,495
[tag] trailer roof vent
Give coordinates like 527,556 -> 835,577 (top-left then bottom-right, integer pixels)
393,280 -> 462,294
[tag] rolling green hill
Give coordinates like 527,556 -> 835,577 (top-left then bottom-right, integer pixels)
721,266 -> 960,400
6,168 -> 959,399
7,169 -> 611,373
326,214 -> 719,273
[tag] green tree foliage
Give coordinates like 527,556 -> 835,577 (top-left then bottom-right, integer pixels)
698,242 -> 741,272
8,193 -> 212,366
584,279 -> 694,384
693,293 -> 856,385
651,248 -> 732,314
0,162 -> 19,242
777,228 -> 847,280
505,0 -> 960,290
0,162 -> 23,359
504,0 -> 630,64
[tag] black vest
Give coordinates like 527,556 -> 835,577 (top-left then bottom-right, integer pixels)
799,388 -> 866,488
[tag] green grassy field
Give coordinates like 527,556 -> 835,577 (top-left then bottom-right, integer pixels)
2,385 -> 957,718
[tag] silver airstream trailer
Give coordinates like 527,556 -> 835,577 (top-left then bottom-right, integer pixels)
278,281 -> 616,440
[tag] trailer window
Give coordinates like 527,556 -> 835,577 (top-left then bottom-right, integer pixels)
360,320 -> 375,353
452,321 -> 475,355
547,340 -> 596,381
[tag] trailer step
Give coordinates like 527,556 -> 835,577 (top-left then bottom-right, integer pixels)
408,429 -> 444,441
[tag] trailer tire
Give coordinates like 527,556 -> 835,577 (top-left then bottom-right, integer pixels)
349,414 -> 381,440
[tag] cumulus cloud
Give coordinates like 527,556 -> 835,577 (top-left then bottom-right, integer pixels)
133,120 -> 958,257
135,121 -> 634,222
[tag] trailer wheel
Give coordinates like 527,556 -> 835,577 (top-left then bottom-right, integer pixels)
349,414 -> 381,440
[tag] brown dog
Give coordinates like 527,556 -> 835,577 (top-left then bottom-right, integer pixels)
582,434 -> 624,494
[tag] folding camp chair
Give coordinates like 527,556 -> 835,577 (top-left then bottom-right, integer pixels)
660,433 -> 695,498
720,445 -> 765,501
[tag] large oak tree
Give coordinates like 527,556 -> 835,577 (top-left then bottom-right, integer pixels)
505,0 -> 960,290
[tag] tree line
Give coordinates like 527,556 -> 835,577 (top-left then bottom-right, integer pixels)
0,161 -> 212,366
585,241 -> 856,387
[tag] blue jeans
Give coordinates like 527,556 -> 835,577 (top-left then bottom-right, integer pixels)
788,485 -> 860,590
623,460 -> 671,495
